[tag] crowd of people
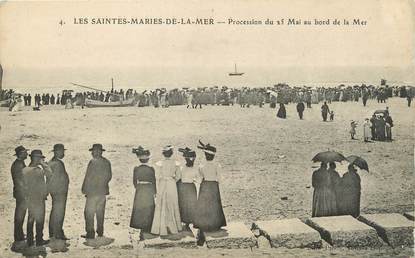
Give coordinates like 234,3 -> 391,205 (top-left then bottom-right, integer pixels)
273,99 -> 395,143
10,140 -> 226,253
1,83 -> 414,110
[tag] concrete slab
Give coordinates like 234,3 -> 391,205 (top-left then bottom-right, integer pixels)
358,213 -> 414,247
204,222 -> 256,249
404,211 -> 415,221
305,215 -> 384,248
143,230 -> 196,248
255,219 -> 322,249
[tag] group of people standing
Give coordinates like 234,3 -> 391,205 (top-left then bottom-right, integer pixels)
367,111 -> 394,142
130,141 -> 226,237
10,141 -> 226,252
11,144 -> 69,251
312,162 -> 361,218
275,101 -> 335,121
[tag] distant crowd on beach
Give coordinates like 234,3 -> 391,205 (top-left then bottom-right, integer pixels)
1,83 -> 414,111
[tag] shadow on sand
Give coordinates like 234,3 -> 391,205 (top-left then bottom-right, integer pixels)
21,246 -> 47,258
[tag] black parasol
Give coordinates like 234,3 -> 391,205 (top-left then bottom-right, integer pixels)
312,151 -> 347,163
347,155 -> 369,172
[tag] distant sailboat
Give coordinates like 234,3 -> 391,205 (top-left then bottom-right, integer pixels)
229,64 -> 244,76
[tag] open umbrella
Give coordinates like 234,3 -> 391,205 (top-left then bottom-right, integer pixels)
347,155 -> 369,172
312,151 -> 347,163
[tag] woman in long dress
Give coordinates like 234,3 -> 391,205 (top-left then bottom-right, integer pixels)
328,162 -> 341,215
276,103 -> 286,119
312,162 -> 337,217
151,145 -> 182,235
337,164 -> 361,217
177,148 -> 198,229
130,147 -> 156,233
363,118 -> 371,142
194,141 -> 226,232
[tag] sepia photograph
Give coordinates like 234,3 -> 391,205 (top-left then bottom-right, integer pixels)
0,0 -> 414,257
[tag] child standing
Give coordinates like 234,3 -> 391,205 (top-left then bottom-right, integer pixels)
330,111 -> 335,121
350,121 -> 358,139
363,118 -> 371,142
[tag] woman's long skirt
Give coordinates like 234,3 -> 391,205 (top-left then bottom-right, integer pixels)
194,181 -> 226,232
151,179 -> 182,235
337,189 -> 361,218
130,184 -> 156,232
312,187 -> 337,217
177,181 -> 197,224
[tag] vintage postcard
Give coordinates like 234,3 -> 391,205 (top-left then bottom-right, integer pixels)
0,0 -> 414,257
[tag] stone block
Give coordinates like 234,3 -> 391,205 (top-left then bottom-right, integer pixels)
358,213 -> 414,247
204,222 -> 256,249
404,211 -> 414,221
255,218 -> 322,249
305,215 -> 384,248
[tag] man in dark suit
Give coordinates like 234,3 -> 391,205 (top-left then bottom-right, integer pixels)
23,150 -> 52,246
321,102 -> 330,122
47,144 -> 70,241
296,102 -> 305,119
11,146 -> 28,251
82,144 -> 112,239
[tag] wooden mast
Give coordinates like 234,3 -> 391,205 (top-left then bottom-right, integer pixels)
0,64 -> 3,92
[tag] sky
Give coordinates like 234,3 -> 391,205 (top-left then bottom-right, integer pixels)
0,0 -> 414,90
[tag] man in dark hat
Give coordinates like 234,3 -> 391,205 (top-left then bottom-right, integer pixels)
11,146 -> 28,251
47,144 -> 70,241
82,144 -> 112,239
22,150 -> 52,246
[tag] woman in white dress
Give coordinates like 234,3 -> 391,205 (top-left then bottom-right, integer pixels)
363,118 -> 371,142
151,145 -> 182,235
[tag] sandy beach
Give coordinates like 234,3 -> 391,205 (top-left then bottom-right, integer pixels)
0,97 -> 413,257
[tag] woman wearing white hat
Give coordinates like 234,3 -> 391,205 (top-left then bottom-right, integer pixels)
151,145 -> 182,235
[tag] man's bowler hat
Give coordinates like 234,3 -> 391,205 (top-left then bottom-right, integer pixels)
52,143 -> 67,152
14,145 -> 28,156
29,149 -> 45,158
89,143 -> 106,152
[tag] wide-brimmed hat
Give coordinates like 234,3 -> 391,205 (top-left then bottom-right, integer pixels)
14,145 -> 29,156
197,140 -> 216,155
178,147 -> 196,158
51,143 -> 67,152
132,146 -> 151,159
89,143 -> 105,152
162,145 -> 174,152
29,149 -> 45,158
